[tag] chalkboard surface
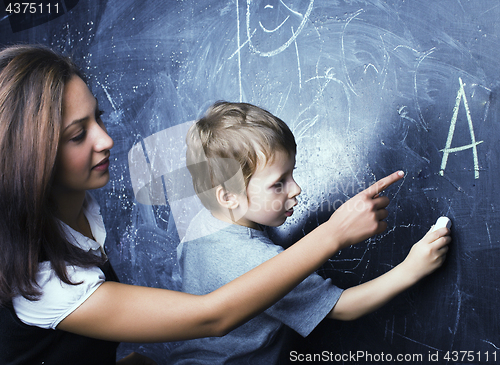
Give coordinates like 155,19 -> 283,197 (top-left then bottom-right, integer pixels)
1,0 -> 499,363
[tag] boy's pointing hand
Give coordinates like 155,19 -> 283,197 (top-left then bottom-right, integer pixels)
328,171 -> 405,249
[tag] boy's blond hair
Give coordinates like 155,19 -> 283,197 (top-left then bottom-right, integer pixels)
186,101 -> 296,211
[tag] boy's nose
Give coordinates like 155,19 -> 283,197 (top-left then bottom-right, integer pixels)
289,180 -> 301,198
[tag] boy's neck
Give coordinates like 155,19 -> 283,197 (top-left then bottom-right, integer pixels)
211,210 -> 262,231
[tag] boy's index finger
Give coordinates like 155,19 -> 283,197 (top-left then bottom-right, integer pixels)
364,171 -> 404,198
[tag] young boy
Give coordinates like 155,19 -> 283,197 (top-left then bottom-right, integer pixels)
169,102 -> 450,364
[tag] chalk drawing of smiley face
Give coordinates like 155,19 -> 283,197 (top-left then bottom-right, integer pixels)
246,0 -> 314,57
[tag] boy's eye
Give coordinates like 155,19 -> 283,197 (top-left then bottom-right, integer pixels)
273,181 -> 285,189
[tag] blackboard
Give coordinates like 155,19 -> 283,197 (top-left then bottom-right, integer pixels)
1,0 -> 499,363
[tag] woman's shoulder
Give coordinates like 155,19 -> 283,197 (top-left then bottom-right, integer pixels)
12,262 -> 105,330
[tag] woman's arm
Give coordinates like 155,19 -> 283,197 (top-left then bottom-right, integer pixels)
58,171 -> 404,342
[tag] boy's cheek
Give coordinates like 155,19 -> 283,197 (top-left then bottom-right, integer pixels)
246,195 -> 262,212
247,183 -> 265,197
256,200 -> 287,214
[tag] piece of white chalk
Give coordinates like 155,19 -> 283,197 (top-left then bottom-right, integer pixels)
432,216 -> 452,231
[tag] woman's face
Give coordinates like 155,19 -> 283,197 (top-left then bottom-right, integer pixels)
53,76 -> 114,194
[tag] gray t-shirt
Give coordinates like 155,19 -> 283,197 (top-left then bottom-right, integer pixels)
169,209 -> 343,365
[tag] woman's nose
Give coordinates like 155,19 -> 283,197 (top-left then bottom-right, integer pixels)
93,123 -> 114,152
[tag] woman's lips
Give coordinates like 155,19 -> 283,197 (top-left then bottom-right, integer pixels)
92,157 -> 110,171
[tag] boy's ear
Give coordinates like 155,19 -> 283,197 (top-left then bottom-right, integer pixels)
215,186 -> 239,210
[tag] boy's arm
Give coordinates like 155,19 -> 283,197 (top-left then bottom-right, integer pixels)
328,227 -> 451,321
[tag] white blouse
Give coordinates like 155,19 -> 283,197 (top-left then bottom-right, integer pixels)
12,193 -> 108,330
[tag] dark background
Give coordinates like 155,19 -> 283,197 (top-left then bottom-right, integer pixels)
1,0 -> 499,363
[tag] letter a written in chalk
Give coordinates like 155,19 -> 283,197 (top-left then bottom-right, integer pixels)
439,77 -> 483,179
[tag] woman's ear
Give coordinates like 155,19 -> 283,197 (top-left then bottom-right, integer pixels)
215,186 -> 239,210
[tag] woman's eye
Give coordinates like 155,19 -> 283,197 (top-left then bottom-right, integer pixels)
70,130 -> 86,142
95,108 -> 104,123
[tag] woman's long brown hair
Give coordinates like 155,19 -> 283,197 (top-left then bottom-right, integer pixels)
0,45 -> 104,305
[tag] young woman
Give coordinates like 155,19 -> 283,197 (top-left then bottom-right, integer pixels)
0,44 -> 404,364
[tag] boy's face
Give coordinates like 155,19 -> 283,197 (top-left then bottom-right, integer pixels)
235,150 -> 301,229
